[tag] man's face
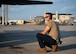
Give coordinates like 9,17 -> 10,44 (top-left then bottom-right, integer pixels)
44,14 -> 51,21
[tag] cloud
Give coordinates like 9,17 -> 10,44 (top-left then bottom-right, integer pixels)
63,0 -> 72,2
61,6 -> 76,11
10,8 -> 18,11
49,0 -> 70,2
9,5 -> 26,12
49,0 -> 61,2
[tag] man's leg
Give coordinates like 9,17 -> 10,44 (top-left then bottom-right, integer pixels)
36,33 -> 57,52
36,33 -> 47,53
43,41 -> 52,48
36,33 -> 56,48
36,33 -> 45,48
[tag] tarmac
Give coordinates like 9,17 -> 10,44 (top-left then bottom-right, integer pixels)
0,24 -> 76,54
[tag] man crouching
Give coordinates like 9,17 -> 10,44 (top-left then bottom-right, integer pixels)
36,12 -> 62,53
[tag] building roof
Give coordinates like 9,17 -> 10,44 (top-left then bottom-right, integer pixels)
52,13 -> 72,15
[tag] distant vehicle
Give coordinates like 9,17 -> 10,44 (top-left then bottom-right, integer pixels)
70,22 -> 76,25
9,22 -> 16,25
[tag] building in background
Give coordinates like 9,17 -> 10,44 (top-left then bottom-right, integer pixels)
52,12 -> 74,25
34,16 -> 45,25
8,20 -> 25,25
34,12 -> 74,25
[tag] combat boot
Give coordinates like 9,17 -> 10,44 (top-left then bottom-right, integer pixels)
37,48 -> 47,53
52,45 -> 58,52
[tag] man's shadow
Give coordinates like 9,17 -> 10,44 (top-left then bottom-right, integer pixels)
58,44 -> 76,51
47,44 -> 76,52
47,30 -> 76,52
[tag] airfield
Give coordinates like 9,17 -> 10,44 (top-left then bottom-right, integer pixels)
0,24 -> 76,54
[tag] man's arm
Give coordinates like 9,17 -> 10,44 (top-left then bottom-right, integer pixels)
40,26 -> 50,35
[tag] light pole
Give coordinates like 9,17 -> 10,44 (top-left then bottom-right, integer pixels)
2,4 -> 5,25
2,4 -> 8,25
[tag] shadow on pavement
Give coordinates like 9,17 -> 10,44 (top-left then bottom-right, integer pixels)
60,31 -> 76,38
0,30 -> 41,48
58,44 -> 76,51
0,30 -> 76,49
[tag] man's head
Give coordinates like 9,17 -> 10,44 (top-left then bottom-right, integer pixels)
44,12 -> 52,21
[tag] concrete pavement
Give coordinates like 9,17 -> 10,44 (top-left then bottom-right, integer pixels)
0,24 -> 76,54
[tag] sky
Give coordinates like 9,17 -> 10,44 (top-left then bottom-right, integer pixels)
0,0 -> 76,20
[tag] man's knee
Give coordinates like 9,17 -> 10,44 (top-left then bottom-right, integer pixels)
36,33 -> 41,38
36,33 -> 43,38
